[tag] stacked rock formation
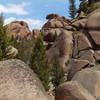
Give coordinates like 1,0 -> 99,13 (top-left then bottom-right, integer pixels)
42,14 -> 73,68
54,8 -> 100,100
67,9 -> 100,81
42,9 -> 100,76
6,21 -> 32,41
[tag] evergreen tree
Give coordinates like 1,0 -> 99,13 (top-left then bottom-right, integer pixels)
0,14 -> 14,60
79,0 -> 88,12
80,0 -> 97,6
30,35 -> 51,91
51,58 -> 65,92
69,0 -> 77,19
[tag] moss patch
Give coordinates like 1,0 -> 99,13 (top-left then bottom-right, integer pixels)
72,31 -> 80,34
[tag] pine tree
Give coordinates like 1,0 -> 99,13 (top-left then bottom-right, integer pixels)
0,14 -> 14,61
69,0 -> 77,19
79,0 -> 88,12
30,35 -> 51,91
51,58 -> 65,92
80,0 -> 97,5
0,14 -> 15,60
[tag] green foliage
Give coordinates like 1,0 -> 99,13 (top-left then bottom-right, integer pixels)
51,58 -> 65,91
69,0 -> 77,19
72,31 -> 80,34
0,14 -> 15,60
16,39 -> 34,63
30,35 -> 51,91
79,0 -> 100,13
79,0 -> 88,12
96,60 -> 100,65
87,5 -> 100,14
80,0 -> 96,5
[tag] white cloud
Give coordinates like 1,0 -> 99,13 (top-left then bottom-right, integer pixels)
0,2 -> 30,15
5,17 -> 45,29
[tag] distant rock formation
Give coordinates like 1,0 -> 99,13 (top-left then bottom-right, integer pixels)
6,21 -> 32,41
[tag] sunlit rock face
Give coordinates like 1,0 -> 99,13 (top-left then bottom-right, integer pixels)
86,10 -> 100,48
46,30 -> 73,68
6,21 -> 32,41
55,81 -> 96,100
0,59 -> 49,100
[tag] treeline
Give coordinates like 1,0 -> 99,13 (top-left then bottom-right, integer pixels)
69,0 -> 99,19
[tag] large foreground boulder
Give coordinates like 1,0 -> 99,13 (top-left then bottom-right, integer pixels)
72,67 -> 100,99
0,59 -> 48,100
55,81 -> 96,100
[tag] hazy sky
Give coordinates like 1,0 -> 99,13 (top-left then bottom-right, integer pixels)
0,0 -> 80,29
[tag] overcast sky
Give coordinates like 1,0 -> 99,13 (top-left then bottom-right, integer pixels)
0,0 -> 80,29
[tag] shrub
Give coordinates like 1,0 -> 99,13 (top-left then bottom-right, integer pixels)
30,35 -> 51,91
51,58 -> 65,92
0,14 -> 15,60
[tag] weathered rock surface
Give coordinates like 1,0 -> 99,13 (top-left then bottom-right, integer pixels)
6,21 -> 31,41
0,59 -> 48,100
42,14 -> 73,43
43,28 -> 63,42
47,31 -> 73,68
78,11 -> 87,19
73,33 -> 92,58
72,18 -> 87,29
86,11 -> 100,48
78,49 -> 95,65
94,50 -> 100,61
55,81 -> 96,100
43,14 -> 70,29
72,67 -> 100,99
46,14 -> 60,20
67,59 -> 90,81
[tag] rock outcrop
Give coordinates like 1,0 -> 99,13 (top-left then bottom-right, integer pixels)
46,30 -> 73,68
67,59 -> 90,81
41,9 -> 100,70
86,10 -> 100,49
67,9 -> 100,80
42,9 -> 100,100
42,14 -> 73,68
0,59 -> 48,100
42,14 -> 72,43
72,67 -> 100,99
6,21 -> 32,41
55,81 -> 96,100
